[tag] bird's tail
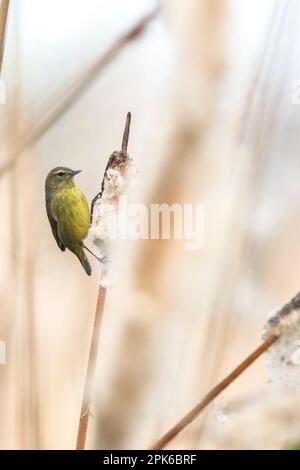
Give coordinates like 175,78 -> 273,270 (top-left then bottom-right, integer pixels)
73,246 -> 92,276
79,253 -> 92,276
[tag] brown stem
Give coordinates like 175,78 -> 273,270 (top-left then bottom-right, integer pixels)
149,334 -> 278,450
0,0 -> 9,75
76,286 -> 107,450
0,7 -> 158,178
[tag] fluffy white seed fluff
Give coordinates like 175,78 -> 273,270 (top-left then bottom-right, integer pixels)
89,154 -> 137,286
263,304 -> 300,392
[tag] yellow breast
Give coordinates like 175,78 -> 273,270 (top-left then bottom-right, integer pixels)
51,187 -> 90,247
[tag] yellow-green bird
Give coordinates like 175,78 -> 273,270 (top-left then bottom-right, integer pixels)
45,167 -> 92,276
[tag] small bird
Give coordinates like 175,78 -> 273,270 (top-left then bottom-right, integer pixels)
45,167 -> 92,276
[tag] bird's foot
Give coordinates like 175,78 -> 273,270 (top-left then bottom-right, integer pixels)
99,255 -> 109,265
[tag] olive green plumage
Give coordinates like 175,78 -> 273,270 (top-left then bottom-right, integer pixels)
45,167 -> 92,276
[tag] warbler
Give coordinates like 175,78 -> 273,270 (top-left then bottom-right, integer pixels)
45,167 -> 92,276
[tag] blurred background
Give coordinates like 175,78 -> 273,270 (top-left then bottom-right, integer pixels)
1,0 -> 300,450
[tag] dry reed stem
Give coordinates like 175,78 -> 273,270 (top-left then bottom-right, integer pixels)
76,286 -> 107,450
150,334 -> 278,449
0,0 -> 9,74
90,111 -> 131,223
121,111 -> 131,154
0,7 -> 158,179
76,113 -> 131,449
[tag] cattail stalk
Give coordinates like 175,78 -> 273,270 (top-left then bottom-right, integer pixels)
150,290 -> 300,449
76,286 -> 107,450
150,335 -> 278,449
76,113 -> 133,449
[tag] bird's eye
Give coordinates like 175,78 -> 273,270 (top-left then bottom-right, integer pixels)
57,172 -> 64,177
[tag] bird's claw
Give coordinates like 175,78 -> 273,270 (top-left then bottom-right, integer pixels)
99,255 -> 109,265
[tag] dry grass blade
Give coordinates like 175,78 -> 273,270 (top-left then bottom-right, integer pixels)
150,335 -> 278,450
0,7 -> 158,178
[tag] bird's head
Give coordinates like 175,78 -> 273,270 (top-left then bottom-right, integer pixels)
45,167 -> 82,192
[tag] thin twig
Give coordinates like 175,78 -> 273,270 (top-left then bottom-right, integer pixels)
76,286 -> 107,450
150,334 -> 278,450
0,0 -> 9,75
0,7 -> 158,179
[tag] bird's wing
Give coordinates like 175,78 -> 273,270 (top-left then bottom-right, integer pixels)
46,195 -> 66,252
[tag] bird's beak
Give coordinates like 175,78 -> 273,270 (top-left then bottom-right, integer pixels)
69,169 -> 82,178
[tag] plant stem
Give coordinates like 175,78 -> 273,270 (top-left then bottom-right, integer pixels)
150,334 -> 278,450
76,286 -> 107,450
122,112 -> 131,154
78,112 -> 132,448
